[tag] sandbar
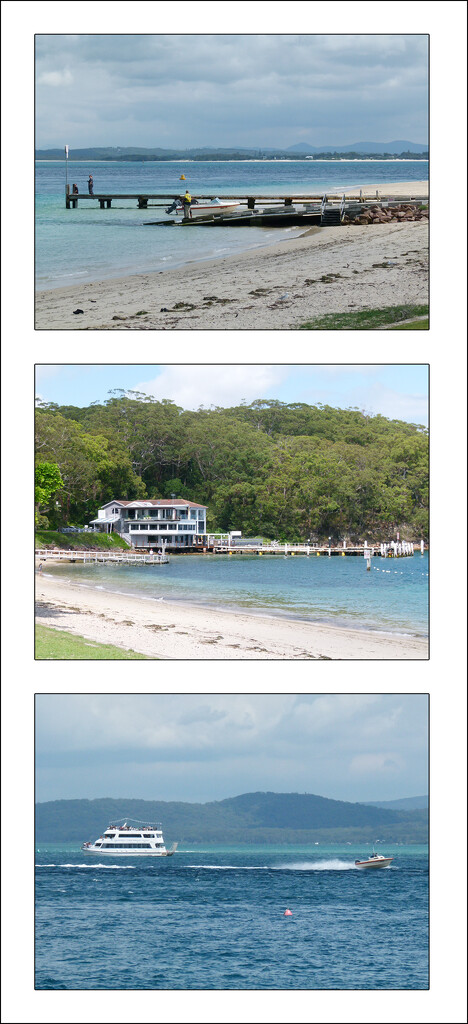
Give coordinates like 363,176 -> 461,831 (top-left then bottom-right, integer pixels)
35,181 -> 428,331
35,573 -> 428,660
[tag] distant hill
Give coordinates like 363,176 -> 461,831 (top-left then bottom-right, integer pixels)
35,141 -> 428,161
36,791 -> 428,844
287,140 -> 428,154
363,795 -> 428,811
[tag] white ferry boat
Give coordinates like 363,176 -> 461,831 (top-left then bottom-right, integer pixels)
81,819 -> 178,857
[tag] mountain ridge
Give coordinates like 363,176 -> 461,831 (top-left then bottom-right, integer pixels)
36,791 -> 428,844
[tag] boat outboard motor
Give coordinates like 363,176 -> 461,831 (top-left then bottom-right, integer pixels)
165,198 -> 182,214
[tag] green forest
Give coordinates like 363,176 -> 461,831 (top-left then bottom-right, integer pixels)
36,793 -> 428,844
35,394 -> 429,542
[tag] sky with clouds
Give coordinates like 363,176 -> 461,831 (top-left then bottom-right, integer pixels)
35,34 -> 428,149
35,364 -> 429,426
35,693 -> 428,804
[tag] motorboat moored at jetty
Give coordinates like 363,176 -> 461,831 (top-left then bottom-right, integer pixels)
355,849 -> 394,869
165,197 -> 242,218
81,819 -> 178,856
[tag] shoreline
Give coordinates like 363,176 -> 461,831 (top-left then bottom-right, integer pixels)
35,574 -> 429,660
35,180 -> 428,330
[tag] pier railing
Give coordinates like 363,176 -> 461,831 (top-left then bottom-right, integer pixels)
35,548 -> 169,565
211,542 -> 416,557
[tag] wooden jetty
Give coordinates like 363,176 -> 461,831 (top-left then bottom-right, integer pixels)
208,542 -> 416,557
35,548 -> 169,565
65,187 -> 427,227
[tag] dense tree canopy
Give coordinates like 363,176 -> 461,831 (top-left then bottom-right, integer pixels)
35,396 -> 428,541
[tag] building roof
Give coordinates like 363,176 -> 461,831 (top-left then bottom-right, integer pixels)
101,498 -> 207,509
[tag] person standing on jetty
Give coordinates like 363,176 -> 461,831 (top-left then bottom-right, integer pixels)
88,174 -> 94,195
183,189 -> 192,218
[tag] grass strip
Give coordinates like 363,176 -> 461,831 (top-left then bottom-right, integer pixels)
391,318 -> 429,330
35,530 -> 130,551
297,304 -> 429,330
35,624 -> 151,660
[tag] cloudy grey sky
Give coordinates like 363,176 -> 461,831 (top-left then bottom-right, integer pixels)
35,34 -> 428,149
35,694 -> 428,804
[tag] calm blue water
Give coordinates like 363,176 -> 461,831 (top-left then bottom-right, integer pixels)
35,843 -> 428,989
35,159 -> 428,289
43,551 -> 428,638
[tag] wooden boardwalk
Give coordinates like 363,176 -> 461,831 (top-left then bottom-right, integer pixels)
210,542 -> 416,557
35,549 -> 169,565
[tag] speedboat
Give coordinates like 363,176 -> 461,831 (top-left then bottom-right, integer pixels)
81,819 -> 178,856
355,848 -> 394,869
166,197 -> 242,218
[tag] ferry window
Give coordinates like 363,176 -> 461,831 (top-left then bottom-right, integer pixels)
143,834 -> 155,838
105,833 -> 115,838
119,833 -> 142,838
95,843 -> 102,847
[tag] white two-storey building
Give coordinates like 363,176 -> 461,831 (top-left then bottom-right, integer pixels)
89,498 -> 208,550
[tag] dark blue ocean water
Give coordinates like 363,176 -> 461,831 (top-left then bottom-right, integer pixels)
43,550 -> 429,638
35,843 -> 428,990
35,159 -> 428,288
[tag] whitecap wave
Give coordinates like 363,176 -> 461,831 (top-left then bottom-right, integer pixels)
56,863 -> 136,869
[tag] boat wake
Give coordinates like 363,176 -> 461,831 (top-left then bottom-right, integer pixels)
186,864 -> 270,870
186,860 -> 357,871
36,863 -> 136,869
274,859 -> 357,871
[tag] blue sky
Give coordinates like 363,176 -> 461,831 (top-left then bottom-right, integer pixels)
35,34 -> 428,149
35,693 -> 428,804
36,364 -> 429,425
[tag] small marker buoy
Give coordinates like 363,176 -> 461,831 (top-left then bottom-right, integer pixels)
180,174 -> 186,180
284,909 -> 293,916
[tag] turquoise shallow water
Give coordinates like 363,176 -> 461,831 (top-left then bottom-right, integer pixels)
43,551 -> 429,638
35,843 -> 428,989
35,159 -> 428,288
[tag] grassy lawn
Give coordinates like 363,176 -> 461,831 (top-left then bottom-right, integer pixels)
297,304 -> 429,330
35,530 -> 130,551
35,624 -> 151,660
391,318 -> 429,330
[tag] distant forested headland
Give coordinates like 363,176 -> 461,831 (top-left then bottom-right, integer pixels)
35,143 -> 429,162
35,792 -> 428,844
35,395 -> 428,542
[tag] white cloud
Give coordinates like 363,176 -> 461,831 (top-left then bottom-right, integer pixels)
35,694 -> 427,802
361,383 -> 428,425
35,34 -> 428,148
349,753 -> 404,776
37,69 -> 73,87
133,365 -> 289,410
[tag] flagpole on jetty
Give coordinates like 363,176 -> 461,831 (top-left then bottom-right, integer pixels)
64,144 -> 69,195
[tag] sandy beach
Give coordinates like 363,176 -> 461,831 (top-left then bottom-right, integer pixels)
35,181 -> 428,330
35,573 -> 428,660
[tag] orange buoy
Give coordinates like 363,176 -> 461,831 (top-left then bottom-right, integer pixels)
284,908 -> 293,916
